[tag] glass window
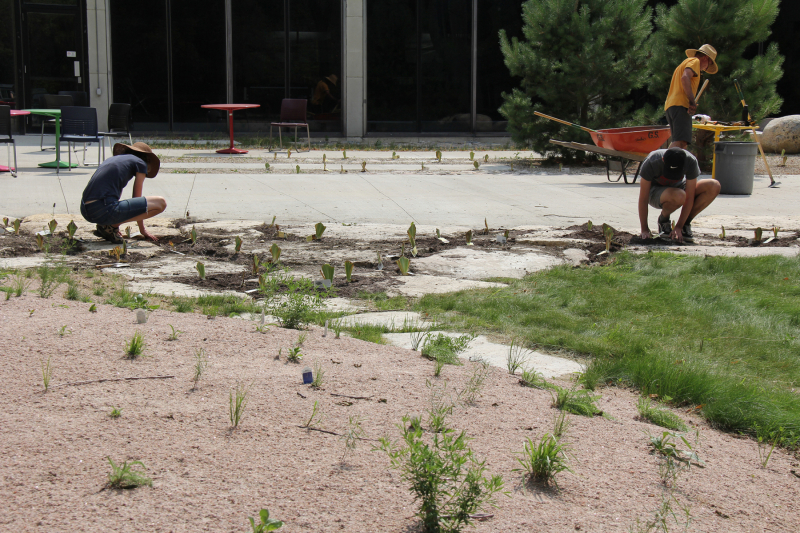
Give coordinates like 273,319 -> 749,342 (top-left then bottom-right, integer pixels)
171,0 -> 227,129
289,0 -> 342,132
476,0 -> 521,132
110,0 -> 169,130
231,0 -> 285,129
0,0 -> 16,109
23,0 -> 77,5
27,12 -> 83,105
366,0 -> 417,132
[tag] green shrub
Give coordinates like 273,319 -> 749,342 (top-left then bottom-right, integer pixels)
513,434 -> 572,488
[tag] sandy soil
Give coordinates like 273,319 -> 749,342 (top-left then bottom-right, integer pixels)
0,293 -> 798,532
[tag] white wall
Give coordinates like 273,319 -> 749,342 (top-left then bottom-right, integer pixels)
344,0 -> 365,138
85,0 -> 111,131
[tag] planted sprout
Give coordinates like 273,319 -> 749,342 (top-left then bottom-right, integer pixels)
342,150 -> 347,159
484,218 -> 489,235
234,236 -> 243,253
48,219 -> 58,234
340,165 -> 345,173
296,165 -> 300,174
192,348 -> 208,389
587,220 -> 593,231
252,254 -> 262,276
397,256 -> 410,276
110,246 -> 122,262
484,154 -> 489,163
35,234 -> 45,251
248,509 -> 284,532
106,457 -> 152,489
286,345 -> 303,362
603,224 -> 614,253
436,150 -> 442,162
320,264 -> 335,281
196,262 -> 206,280
315,222 -> 326,240
755,227 -> 763,242
361,161 -> 367,172
122,240 -> 128,257
41,355 -> 53,392
421,162 -> 425,171
773,227 -> 780,239
473,161 -> 480,170
89,304 -> 97,313
507,339 -> 527,375
167,325 -> 182,341
408,221 -> 417,257
58,325 -> 71,337
190,225 -> 197,245
67,220 -> 77,240
270,243 -> 281,264
469,150 -> 475,161
229,383 -> 250,429
513,434 -> 572,488
345,260 -> 354,282
2,216 -> 7,227
341,415 -> 367,462
124,226 -> 131,239
264,162 -> 270,170
109,407 -> 122,418
311,360 -> 325,389
303,400 -> 325,429
719,226 -> 726,240
781,149 -> 787,166
322,153 -> 327,163
269,215 -> 277,228
392,151 -> 399,159
465,230 -> 473,245
125,331 -> 146,359
504,229 -> 509,239
13,219 -> 21,235
273,153 -> 277,161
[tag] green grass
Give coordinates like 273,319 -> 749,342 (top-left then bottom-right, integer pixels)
196,294 -> 260,317
356,290 -> 409,311
637,396 -> 688,432
342,321 -> 388,344
415,252 -> 800,441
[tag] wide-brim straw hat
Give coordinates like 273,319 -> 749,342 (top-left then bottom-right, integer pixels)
112,142 -> 160,178
686,44 -> 718,75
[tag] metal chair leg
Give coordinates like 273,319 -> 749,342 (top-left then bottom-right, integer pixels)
40,122 -> 45,151
67,142 -> 71,172
13,140 -> 17,178
306,124 -> 310,151
278,126 -> 282,149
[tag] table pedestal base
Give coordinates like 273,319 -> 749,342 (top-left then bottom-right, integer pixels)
38,161 -> 78,169
216,148 -> 249,154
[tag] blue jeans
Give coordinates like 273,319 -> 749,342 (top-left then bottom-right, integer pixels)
80,197 -> 148,226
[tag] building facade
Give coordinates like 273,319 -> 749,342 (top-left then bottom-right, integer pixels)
0,0 -> 522,137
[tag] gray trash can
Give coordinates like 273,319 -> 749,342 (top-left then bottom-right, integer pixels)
713,141 -> 758,195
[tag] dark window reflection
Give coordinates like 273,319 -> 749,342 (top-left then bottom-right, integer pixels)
290,0 -> 342,133
171,0 -> 227,128
110,0 -> 169,129
477,0 -> 521,132
232,0 -> 284,127
23,0 -> 77,4
27,12 -> 82,105
419,0 -> 471,132
0,0 -> 16,109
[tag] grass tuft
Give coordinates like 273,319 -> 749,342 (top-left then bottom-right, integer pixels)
552,387 -> 602,417
124,331 -> 146,359
637,396 -> 688,432
106,457 -> 152,488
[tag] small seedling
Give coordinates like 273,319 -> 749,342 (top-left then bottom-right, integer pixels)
195,262 -> 206,280
484,218 -> 489,235
473,161 -> 480,170
520,366 -> 551,389
458,361 -> 491,405
552,386 -> 601,417
506,338 -> 527,375
229,383 -> 250,429
106,457 -> 152,489
29,309 -> 35,317
125,331 -> 146,359
469,150 -> 474,161
35,234 -> 45,250
302,400 -> 325,429
122,240 -> 128,257
397,256 -> 410,276
587,220 -> 593,231
421,162 -> 425,171
67,220 -> 78,240
264,162 -> 270,170
513,434 -> 572,488
311,360 -> 325,389
89,304 -> 97,313
719,225 -> 726,240
192,348 -> 208,389
286,345 -> 303,362
296,164 -> 300,174
408,221 -> 418,256
41,355 -> 53,392
392,151 -> 399,159
110,246 -> 122,262
190,225 -> 197,245
361,161 -> 366,172
410,327 -> 431,352
109,407 -> 122,418
167,325 -> 182,341
648,431 -> 703,468
340,165 -> 345,173
273,153 -> 277,161
465,230 -> 473,245
344,260 -> 354,282
484,154 -> 489,163
553,411 -> 571,439
269,216 -> 277,228
780,149 -> 787,166
603,224 -> 614,253
320,263 -> 335,281
503,229 -> 509,239
315,222 -> 326,240
12,219 -> 20,235
48,219 -> 58,234
342,150 -> 347,159
248,509 -> 283,532
58,325 -> 71,337
252,254 -> 262,276
124,226 -> 131,239
322,153 -> 327,163
330,319 -> 343,339
341,415 -> 367,462
754,227 -> 763,242
270,243 -> 281,264
435,150 -> 442,162
2,216 -> 7,227
234,236 -> 243,253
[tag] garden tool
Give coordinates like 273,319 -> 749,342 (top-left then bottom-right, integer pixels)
733,79 -> 778,188
534,111 -> 598,134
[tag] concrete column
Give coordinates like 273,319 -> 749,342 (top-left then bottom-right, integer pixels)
86,0 -> 111,130
344,0 -> 365,139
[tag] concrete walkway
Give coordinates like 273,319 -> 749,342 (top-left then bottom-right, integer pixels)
1,135 -> 797,232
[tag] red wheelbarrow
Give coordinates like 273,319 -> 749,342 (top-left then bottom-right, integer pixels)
534,111 -> 671,184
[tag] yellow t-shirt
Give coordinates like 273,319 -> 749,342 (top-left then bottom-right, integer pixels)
664,57 -> 701,110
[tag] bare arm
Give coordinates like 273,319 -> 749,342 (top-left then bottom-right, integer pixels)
681,67 -> 698,114
130,172 -> 155,240
638,179 -> 652,239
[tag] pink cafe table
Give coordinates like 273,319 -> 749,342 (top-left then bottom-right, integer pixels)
200,104 -> 260,154
0,109 -> 30,172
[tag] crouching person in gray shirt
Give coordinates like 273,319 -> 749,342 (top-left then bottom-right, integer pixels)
638,147 -> 720,243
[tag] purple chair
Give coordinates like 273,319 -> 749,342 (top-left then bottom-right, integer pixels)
270,99 -> 310,151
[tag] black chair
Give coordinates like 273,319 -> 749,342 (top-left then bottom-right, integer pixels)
270,99 -> 311,151
58,106 -> 103,175
0,105 -> 18,177
40,94 -> 74,151
58,91 -> 89,107
98,103 -> 133,152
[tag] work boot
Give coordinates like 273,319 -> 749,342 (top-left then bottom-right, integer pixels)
94,224 -> 123,244
657,215 -> 671,237
682,222 -> 694,243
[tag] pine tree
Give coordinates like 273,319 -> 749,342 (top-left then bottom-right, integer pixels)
646,0 -> 783,122
499,0 -> 652,157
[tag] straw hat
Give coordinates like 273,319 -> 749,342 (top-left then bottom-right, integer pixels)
686,44 -> 718,75
112,142 -> 160,178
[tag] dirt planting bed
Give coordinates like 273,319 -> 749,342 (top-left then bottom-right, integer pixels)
0,294 -> 798,532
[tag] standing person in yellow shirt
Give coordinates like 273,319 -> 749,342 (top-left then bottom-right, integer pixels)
664,44 -> 719,149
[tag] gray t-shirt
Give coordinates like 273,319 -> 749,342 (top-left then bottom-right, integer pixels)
81,154 -> 147,202
639,149 -> 700,189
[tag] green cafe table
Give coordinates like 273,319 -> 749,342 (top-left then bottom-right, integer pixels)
24,109 -> 78,170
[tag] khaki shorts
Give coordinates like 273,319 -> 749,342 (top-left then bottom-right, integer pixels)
666,106 -> 693,144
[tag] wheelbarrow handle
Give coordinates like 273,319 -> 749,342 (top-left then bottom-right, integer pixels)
534,111 -> 597,134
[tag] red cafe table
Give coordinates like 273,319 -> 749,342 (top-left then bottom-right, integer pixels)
200,104 -> 260,154
0,109 -> 30,172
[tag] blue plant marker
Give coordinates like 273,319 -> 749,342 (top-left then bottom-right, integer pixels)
302,367 -> 313,384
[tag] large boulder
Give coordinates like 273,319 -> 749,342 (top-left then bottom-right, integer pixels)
760,115 -> 800,154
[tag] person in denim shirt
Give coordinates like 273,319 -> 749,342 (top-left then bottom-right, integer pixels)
80,142 -> 166,243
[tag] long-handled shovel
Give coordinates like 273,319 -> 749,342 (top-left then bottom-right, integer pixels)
533,111 -> 598,134
733,79 -> 779,188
